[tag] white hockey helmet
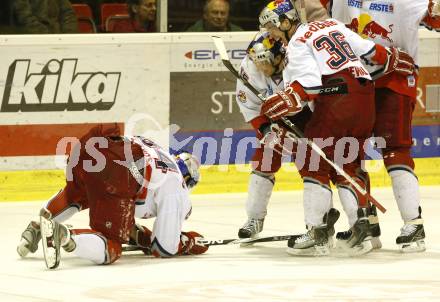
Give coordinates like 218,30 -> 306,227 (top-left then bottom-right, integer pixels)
174,151 -> 201,189
259,0 -> 300,28
247,31 -> 285,64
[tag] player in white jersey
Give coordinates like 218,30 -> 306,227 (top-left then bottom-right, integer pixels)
17,125 -> 207,269
321,0 -> 440,252
258,0 -> 415,256
235,30 -> 313,239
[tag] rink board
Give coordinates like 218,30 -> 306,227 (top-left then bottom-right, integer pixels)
0,31 -> 439,201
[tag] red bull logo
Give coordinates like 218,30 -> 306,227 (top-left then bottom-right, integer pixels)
267,0 -> 294,15
346,13 -> 393,43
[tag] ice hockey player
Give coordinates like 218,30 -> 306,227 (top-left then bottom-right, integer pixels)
236,0 -> 331,241
17,124 -> 207,269
320,0 -> 440,252
235,30 -> 313,240
258,0 -> 415,256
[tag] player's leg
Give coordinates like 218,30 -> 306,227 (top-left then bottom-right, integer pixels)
331,77 -> 375,255
40,217 -> 122,269
238,145 -> 279,239
287,104 -> 336,256
292,73 -> 375,256
17,173 -> 87,258
238,107 -> 312,239
374,88 -> 425,252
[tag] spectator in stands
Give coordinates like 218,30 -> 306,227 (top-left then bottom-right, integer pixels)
186,0 -> 243,32
12,0 -> 78,33
111,0 -> 156,32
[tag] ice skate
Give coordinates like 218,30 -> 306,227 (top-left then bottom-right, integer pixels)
17,221 -> 41,258
238,218 -> 264,239
238,218 -> 264,247
337,205 -> 382,250
286,224 -> 329,256
336,208 -> 373,256
396,208 -> 425,253
40,216 -> 71,269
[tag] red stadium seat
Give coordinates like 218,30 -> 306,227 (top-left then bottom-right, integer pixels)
72,4 -> 97,33
101,3 -> 129,32
106,15 -> 131,33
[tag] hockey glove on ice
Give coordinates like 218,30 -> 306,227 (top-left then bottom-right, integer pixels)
179,231 -> 209,255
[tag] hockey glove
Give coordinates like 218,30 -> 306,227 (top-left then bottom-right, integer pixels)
179,231 -> 209,255
384,47 -> 415,75
261,86 -> 303,120
260,123 -> 298,155
371,45 -> 415,76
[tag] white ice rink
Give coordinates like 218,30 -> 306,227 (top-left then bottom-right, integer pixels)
1,186 -> 440,301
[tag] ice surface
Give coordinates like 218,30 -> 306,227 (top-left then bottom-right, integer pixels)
1,186 -> 440,301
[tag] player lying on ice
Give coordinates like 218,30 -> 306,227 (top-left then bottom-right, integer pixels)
258,0 -> 416,256
17,124 -> 207,269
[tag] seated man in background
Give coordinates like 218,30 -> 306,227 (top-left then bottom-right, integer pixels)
17,124 -> 207,269
186,0 -> 242,32
12,0 -> 78,34
112,0 -> 157,32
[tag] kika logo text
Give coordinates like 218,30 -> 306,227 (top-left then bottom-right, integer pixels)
1,59 -> 121,112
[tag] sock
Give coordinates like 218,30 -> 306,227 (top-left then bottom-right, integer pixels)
389,169 -> 421,222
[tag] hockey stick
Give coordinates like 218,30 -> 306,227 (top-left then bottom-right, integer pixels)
122,236 -> 298,252
239,234 -> 301,245
122,238 -> 241,252
239,207 -> 340,245
212,36 -> 386,213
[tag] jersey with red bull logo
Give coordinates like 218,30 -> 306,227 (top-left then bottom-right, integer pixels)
236,55 -> 284,123
328,0 -> 431,98
283,18 -> 374,90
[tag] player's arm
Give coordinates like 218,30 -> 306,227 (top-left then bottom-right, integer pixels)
261,39 -> 321,121
340,23 -> 415,76
421,0 -> 440,31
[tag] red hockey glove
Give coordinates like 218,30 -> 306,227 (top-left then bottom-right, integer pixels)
260,123 -> 298,155
261,86 -> 303,121
179,231 -> 209,255
384,47 -> 415,75
372,45 -> 415,76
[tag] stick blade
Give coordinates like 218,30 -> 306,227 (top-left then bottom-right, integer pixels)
212,35 -> 230,61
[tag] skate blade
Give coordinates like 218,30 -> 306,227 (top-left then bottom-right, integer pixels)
286,245 -> 330,257
399,240 -> 426,253
40,216 -> 60,269
335,239 -> 373,257
239,235 -> 259,247
17,239 -> 30,258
